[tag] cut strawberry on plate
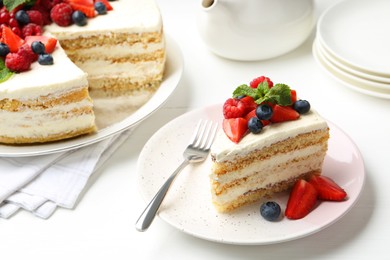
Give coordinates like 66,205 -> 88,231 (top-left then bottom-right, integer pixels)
66,0 -> 96,18
285,179 -> 318,220
25,35 -> 57,53
1,26 -> 24,53
270,104 -> 300,123
309,175 -> 347,201
222,117 -> 248,143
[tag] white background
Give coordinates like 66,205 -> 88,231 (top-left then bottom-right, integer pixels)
2,0 -> 390,259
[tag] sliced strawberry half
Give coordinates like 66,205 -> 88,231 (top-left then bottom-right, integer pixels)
1,26 -> 24,53
285,179 -> 318,220
95,0 -> 113,10
25,35 -> 58,53
270,104 -> 300,123
309,175 -> 347,201
66,0 -> 96,18
222,117 -> 248,143
290,89 -> 297,104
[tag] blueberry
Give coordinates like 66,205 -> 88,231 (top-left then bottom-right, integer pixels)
38,54 -> 54,65
260,201 -> 281,221
15,10 -> 30,25
72,11 -> 87,26
248,117 -> 263,134
293,100 -> 311,114
31,41 -> 46,55
94,2 -> 107,14
256,104 -> 273,120
0,43 -> 10,57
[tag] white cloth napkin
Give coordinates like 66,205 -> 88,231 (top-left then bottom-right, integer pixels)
0,129 -> 132,219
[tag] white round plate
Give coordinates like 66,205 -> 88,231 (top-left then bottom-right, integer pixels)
317,0 -> 390,76
316,37 -> 390,85
313,39 -> 390,99
0,35 -> 183,157
137,104 -> 365,245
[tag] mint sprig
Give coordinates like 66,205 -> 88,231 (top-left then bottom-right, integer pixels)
0,59 -> 14,83
4,0 -> 36,11
233,82 -> 292,106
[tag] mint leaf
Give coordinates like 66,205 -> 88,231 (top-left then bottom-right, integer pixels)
232,81 -> 292,106
0,59 -> 14,83
232,84 -> 258,99
267,84 -> 292,106
4,0 -> 36,11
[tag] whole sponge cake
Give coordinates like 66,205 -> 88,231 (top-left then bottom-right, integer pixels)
0,0 -> 165,143
210,76 -> 330,212
45,0 -> 166,127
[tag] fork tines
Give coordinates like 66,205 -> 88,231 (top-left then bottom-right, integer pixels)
190,120 -> 218,150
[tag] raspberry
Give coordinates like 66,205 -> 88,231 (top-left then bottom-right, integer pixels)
27,10 -> 44,26
5,52 -> 32,72
250,76 -> 274,88
0,12 -> 11,25
50,3 -> 73,26
223,98 -> 247,119
21,23 -> 43,38
17,44 -> 38,62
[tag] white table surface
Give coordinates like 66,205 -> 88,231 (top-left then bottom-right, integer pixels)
2,0 -> 390,259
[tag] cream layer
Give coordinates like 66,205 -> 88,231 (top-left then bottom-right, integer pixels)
0,46 -> 87,100
64,42 -> 165,59
0,100 -> 94,138
75,60 -> 164,79
211,148 -> 326,205
45,0 -> 162,39
211,110 -> 328,162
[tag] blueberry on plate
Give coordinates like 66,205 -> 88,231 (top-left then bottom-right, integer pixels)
31,41 -> 46,55
0,43 -> 10,57
248,117 -> 263,134
293,100 -> 311,114
256,104 -> 273,120
260,201 -> 281,221
15,10 -> 30,25
94,2 -> 107,14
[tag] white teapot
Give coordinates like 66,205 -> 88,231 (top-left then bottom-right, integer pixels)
197,0 -> 314,61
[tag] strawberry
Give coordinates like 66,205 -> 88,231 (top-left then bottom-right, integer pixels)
285,179 -> 318,220
25,35 -> 57,53
309,175 -> 347,201
270,104 -> 300,123
245,109 -> 270,126
0,26 -> 24,53
290,89 -> 297,104
222,118 -> 248,143
95,0 -> 113,11
249,76 -> 274,89
65,0 -> 96,18
240,96 -> 257,114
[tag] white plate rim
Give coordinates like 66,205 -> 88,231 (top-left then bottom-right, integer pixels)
316,37 -> 390,85
0,34 -> 184,157
313,39 -> 390,99
317,0 -> 390,76
137,104 -> 365,245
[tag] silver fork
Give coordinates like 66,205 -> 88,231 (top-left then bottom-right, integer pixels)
135,120 -> 218,232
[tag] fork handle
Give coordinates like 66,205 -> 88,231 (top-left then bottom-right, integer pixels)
135,159 -> 189,232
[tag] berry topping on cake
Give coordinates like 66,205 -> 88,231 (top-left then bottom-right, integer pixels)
250,75 -> 273,88
0,0 -> 116,80
285,179 -> 318,220
50,3 -> 73,26
222,117 -> 248,143
221,76 -> 312,143
260,201 -> 281,221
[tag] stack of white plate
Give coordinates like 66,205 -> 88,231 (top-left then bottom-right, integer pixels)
313,0 -> 390,99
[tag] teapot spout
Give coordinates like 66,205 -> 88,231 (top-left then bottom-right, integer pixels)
201,0 -> 218,10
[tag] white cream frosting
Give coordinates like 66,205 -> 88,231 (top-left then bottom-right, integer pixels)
0,45 -> 87,100
211,110 -> 328,162
45,0 -> 162,39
